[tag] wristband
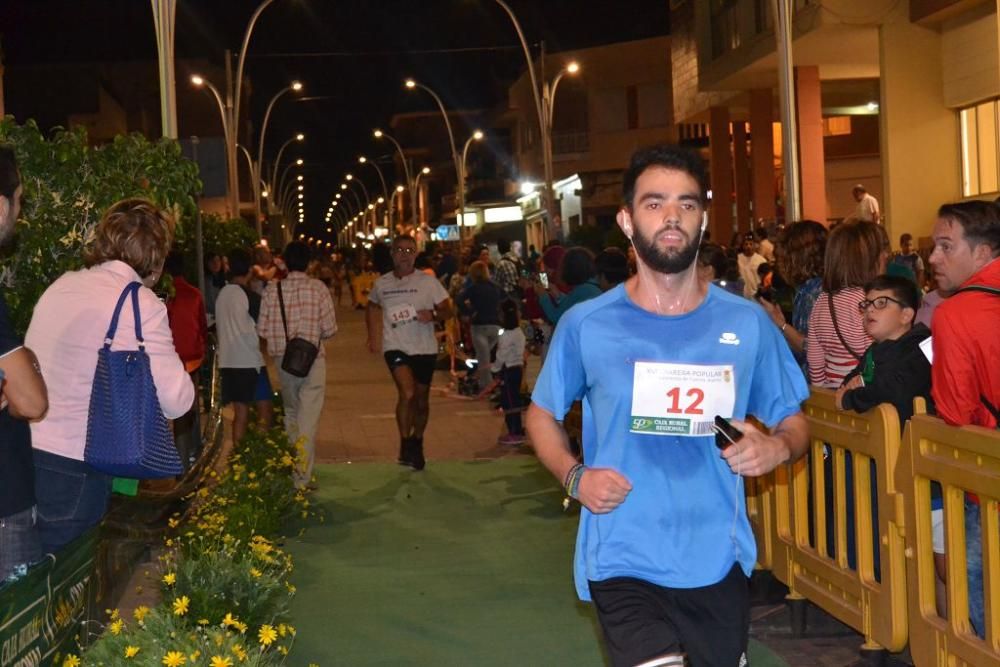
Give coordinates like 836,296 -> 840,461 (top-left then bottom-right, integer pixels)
563,463 -> 586,500
780,322 -> 788,333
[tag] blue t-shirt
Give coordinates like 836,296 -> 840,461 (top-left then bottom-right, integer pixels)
532,283 -> 808,600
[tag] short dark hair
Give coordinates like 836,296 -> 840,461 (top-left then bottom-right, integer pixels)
283,241 -> 310,272
559,246 -> 596,286
497,237 -> 511,254
622,144 -> 708,209
899,233 -> 912,244
0,144 -> 19,199
392,234 -> 416,248
499,298 -> 519,330
864,274 -> 921,312
227,248 -> 252,279
937,200 -> 1000,257
164,251 -> 185,276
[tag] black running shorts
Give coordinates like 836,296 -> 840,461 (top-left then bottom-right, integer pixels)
383,351 -> 437,386
588,563 -> 749,667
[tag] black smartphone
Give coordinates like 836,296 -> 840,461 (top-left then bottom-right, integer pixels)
713,415 -> 743,450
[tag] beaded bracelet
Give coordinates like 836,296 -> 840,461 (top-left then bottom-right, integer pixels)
563,462 -> 586,499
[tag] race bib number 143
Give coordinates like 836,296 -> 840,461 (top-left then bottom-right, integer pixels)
629,361 -> 736,437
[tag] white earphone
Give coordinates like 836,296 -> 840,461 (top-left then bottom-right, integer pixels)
701,212 -> 708,234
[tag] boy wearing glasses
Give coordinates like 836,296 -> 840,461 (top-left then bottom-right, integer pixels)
834,274 -> 932,423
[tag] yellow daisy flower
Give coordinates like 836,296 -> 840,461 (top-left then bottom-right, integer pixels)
222,612 -> 239,628
209,657 -> 233,667
109,618 -> 124,635
163,572 -> 177,586
62,655 -> 81,667
162,651 -> 187,666
134,605 -> 150,622
172,595 -> 190,616
258,624 -> 278,646
124,646 -> 141,658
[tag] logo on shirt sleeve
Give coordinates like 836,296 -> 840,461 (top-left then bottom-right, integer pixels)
719,332 -> 740,346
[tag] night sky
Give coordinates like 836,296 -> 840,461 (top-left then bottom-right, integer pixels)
1,0 -> 669,235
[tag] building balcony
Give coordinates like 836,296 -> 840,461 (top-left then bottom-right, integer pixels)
552,131 -> 590,158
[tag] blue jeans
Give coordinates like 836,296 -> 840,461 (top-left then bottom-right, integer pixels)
32,450 -> 111,555
965,499 -> 985,637
499,366 -> 524,435
0,506 -> 42,584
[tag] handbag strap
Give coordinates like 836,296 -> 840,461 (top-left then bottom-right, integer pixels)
276,281 -> 290,341
104,282 -> 143,349
827,292 -> 863,362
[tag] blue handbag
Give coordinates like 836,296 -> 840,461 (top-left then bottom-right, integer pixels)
84,282 -> 183,478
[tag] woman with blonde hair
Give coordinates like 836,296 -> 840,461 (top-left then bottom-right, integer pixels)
458,260 -> 504,391
25,198 -> 195,553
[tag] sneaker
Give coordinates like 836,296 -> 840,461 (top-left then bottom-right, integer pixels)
411,437 -> 426,471
398,437 -> 416,468
498,433 -> 527,446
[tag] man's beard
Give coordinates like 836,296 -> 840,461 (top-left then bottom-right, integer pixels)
631,224 -> 699,274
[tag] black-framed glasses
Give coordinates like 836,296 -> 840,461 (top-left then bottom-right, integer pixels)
857,295 -> 905,312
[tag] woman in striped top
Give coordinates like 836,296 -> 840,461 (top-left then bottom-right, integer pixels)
807,221 -> 889,388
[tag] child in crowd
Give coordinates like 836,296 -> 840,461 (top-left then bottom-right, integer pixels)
835,275 -> 937,597
478,299 -> 527,445
835,274 -> 932,423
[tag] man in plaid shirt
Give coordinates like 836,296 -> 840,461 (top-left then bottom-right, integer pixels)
258,241 -> 337,489
494,237 -> 524,299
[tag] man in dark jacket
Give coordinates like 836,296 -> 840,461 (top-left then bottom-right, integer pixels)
835,274 -> 931,425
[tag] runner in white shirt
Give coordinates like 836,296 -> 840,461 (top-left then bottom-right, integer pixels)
366,235 -> 452,470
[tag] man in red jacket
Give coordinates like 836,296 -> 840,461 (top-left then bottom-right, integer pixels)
929,199 -> 1000,638
165,252 -> 208,470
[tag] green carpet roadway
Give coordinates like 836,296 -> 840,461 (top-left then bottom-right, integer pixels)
286,458 -> 788,666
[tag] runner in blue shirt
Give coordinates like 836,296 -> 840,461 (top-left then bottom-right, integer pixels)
527,144 -> 809,667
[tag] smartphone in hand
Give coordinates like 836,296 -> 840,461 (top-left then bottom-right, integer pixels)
713,415 -> 743,450
539,273 -> 549,289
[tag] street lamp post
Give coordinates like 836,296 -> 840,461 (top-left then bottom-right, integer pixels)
491,0 -> 580,242
269,133 -> 305,199
192,0 -> 278,221
413,166 -> 431,229
373,129 -> 416,229
460,130 -> 484,233
255,81 -> 303,227
190,74 -> 236,217
405,79 -> 465,239
358,156 -> 391,231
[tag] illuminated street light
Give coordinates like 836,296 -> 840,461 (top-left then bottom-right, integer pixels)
405,78 -> 464,235
460,130 -> 485,228
373,128 -> 417,228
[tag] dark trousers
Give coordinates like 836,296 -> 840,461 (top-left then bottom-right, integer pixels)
500,365 -> 524,435
32,450 -> 111,555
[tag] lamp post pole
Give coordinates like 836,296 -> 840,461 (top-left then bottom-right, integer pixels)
373,129 -> 416,229
151,0 -> 178,139
190,75 -> 236,218
269,134 -> 304,198
460,130 -> 484,235
358,156 -> 391,231
254,82 -> 302,229
405,79 -> 465,239
492,0 -> 565,242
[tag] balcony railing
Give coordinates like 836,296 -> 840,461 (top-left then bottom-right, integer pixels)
551,131 -> 590,156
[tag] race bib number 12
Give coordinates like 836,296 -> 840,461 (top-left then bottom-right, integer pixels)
630,361 -> 735,437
